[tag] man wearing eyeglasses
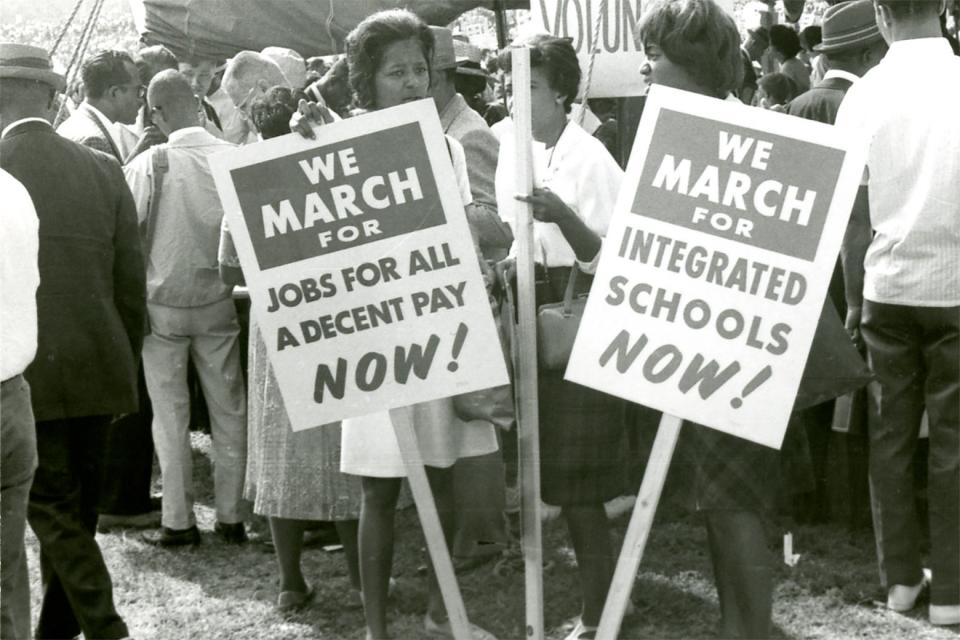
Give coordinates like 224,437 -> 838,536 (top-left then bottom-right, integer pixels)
57,49 -> 161,539
217,50 -> 290,145
57,50 -> 143,164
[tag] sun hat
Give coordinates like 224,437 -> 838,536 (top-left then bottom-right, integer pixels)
0,43 -> 65,90
261,46 -> 306,89
814,0 -> 883,54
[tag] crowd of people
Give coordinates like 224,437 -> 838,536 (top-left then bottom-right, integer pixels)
0,0 -> 957,639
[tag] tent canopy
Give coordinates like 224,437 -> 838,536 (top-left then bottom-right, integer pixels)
128,0 -> 528,61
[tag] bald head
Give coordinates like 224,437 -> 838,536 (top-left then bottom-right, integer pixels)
147,69 -> 199,135
221,51 -> 290,113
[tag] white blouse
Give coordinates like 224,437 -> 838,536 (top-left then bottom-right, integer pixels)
494,119 -> 623,272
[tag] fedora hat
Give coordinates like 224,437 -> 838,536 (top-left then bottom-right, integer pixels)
430,27 -> 488,79
814,0 -> 883,54
0,43 -> 65,90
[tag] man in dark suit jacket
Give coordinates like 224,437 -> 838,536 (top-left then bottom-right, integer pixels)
788,1 -> 888,127
0,43 -> 145,640
56,49 -> 141,163
57,49 -> 161,532
783,0 -> 887,526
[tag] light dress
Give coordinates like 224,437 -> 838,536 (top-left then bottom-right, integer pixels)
339,136 -> 499,478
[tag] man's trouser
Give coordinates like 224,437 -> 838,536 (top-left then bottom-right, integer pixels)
862,300 -> 959,605
142,298 -> 247,530
1,375 -> 37,640
28,415 -> 128,639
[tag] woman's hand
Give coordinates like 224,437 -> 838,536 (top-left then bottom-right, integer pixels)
514,187 -> 573,224
290,98 -> 336,139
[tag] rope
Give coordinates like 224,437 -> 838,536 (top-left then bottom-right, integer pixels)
576,0 -> 608,127
49,0 -> 87,57
54,0 -> 106,128
325,0 -> 339,53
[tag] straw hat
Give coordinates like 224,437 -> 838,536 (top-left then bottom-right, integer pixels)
0,43 -> 65,90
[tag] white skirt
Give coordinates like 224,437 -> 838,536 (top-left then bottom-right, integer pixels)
340,398 -> 498,477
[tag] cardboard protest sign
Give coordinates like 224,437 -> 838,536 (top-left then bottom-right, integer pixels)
529,0 -> 734,98
210,99 -> 509,430
566,86 -> 866,449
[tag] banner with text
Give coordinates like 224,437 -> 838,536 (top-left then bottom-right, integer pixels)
566,86 -> 865,448
529,0 -> 734,98
210,100 -> 509,430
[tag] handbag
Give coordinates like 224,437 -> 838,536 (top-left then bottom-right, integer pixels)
536,263 -> 586,370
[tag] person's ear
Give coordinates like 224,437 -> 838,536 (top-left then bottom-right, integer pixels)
256,78 -> 270,93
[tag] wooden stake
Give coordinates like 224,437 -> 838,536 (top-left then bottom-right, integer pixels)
512,46 -> 545,640
596,413 -> 684,640
392,411 -> 471,640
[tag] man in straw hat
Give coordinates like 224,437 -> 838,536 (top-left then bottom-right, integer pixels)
836,0 -> 960,626
0,42 -> 145,639
788,0 -> 888,125
428,26 -> 513,572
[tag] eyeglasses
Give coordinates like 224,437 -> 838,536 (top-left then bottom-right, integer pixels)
115,82 -> 146,99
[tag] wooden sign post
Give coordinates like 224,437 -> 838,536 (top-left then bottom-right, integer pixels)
596,413 -> 682,639
393,414 -> 471,640
512,47 -> 546,640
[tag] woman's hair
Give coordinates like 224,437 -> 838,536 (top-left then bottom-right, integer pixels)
758,72 -> 798,106
800,25 -> 822,52
495,34 -> 581,113
769,25 -> 802,60
637,0 -> 743,98
250,85 -> 305,139
344,9 -> 434,109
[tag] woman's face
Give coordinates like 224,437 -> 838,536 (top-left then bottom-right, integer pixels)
504,66 -> 566,141
639,43 -> 705,95
373,37 -> 430,110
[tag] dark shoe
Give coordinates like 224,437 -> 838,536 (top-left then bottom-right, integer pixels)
140,526 -> 201,547
215,521 -> 247,544
97,510 -> 161,533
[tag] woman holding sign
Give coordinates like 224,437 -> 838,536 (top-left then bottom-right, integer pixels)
291,10 -> 501,640
495,35 -> 628,640
636,1 -> 778,638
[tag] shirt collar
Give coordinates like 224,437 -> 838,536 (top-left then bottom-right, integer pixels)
166,126 -> 209,144
823,69 -> 860,85
1,117 -> 51,139
885,37 -> 953,62
83,102 -> 115,130
438,93 -> 468,132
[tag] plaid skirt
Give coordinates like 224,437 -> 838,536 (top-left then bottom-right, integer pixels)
677,421 -> 780,514
535,266 -> 626,506
539,370 -> 626,506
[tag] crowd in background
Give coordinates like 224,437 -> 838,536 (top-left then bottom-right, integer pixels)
1,1 -> 958,639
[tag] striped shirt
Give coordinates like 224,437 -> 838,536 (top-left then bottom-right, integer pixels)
835,38 -> 960,306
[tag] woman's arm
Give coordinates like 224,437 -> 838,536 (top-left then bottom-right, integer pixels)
514,187 -> 601,262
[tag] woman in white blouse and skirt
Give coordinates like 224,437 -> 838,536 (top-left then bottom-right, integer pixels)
495,35 -> 627,640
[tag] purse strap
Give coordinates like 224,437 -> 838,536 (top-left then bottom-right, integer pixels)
562,263 -> 579,316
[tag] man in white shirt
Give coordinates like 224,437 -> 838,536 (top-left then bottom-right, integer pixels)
124,70 -> 248,548
0,167 -> 40,640
836,0 -> 960,626
56,50 -> 142,163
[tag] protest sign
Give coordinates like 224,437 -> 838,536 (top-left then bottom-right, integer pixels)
528,0 -> 734,98
566,85 -> 866,449
210,99 -> 509,430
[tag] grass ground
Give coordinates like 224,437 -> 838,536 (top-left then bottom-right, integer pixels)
24,433 -> 959,639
